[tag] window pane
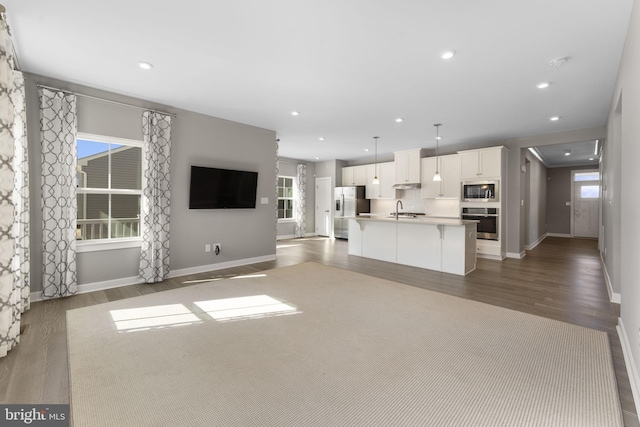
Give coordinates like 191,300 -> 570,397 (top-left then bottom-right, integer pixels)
111,194 -> 141,238
575,172 -> 600,181
580,185 -> 600,199
77,193 -> 109,240
111,146 -> 142,190
77,140 -> 109,189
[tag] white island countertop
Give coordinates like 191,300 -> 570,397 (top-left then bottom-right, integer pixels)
354,215 -> 477,226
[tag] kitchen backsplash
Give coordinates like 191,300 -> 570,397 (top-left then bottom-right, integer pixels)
370,189 -> 461,218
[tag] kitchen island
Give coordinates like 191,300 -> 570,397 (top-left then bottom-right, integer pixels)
348,216 -> 478,276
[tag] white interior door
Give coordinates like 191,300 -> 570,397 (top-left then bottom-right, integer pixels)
315,177 -> 332,237
573,180 -> 600,238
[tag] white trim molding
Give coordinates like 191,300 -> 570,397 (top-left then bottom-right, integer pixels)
524,233 -> 547,251
168,254 -> 277,279
600,253 -> 621,304
31,275 -> 143,302
618,318 -> 640,417
30,254 -> 277,302
546,233 -> 573,238
505,251 -> 526,259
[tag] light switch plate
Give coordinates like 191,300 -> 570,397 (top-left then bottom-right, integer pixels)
261,197 -> 269,204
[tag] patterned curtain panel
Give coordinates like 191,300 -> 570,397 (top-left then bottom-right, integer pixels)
275,139 -> 279,233
12,71 -> 29,312
0,20 -> 18,357
40,88 -> 78,298
139,111 -> 172,283
294,163 -> 306,238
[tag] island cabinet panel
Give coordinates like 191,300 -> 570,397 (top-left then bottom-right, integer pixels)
348,218 -> 477,276
442,223 -> 477,275
396,223 -> 442,271
361,221 -> 397,263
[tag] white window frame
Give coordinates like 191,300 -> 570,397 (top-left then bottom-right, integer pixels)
277,175 -> 296,223
76,132 -> 146,252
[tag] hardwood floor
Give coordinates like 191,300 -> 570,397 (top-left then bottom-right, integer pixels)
1,236 -> 637,426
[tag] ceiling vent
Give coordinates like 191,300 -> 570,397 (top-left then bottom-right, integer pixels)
549,57 -> 569,67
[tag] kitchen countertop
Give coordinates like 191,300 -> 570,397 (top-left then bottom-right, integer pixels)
354,215 -> 478,226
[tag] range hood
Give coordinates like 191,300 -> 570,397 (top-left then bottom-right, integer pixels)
392,182 -> 422,190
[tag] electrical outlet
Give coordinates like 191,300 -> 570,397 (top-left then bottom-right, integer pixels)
205,244 -> 211,253
213,243 -> 221,255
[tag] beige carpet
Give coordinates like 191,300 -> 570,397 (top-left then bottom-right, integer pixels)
67,262 -> 623,427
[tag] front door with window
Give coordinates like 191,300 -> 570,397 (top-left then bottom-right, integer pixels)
573,171 -> 600,238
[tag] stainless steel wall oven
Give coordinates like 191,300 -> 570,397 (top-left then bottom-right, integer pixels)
461,207 -> 498,240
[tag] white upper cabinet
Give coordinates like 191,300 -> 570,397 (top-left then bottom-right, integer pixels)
394,149 -> 423,184
459,147 -> 503,180
421,154 -> 461,198
342,165 -> 367,186
366,162 -> 396,199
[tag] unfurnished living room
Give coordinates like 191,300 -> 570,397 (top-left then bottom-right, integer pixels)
1,1 -> 640,426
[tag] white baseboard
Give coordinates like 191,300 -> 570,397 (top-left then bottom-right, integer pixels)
618,318 -> 640,417
600,254 -> 621,304
505,251 -> 525,259
277,234 -> 295,240
31,275 -> 143,303
277,233 -> 318,241
524,234 -> 547,251
30,254 -> 278,303
168,254 -> 277,278
546,233 -> 572,238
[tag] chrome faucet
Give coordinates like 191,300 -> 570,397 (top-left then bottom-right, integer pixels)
395,200 -> 403,220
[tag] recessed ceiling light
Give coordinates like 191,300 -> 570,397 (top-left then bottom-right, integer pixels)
536,82 -> 550,89
441,51 -> 456,60
550,116 -> 560,121
291,111 -> 299,116
564,150 -> 571,156
589,157 -> 595,161
137,61 -> 153,70
315,157 -> 320,160
395,118 -> 404,123
318,137 -> 325,141
364,148 -> 370,152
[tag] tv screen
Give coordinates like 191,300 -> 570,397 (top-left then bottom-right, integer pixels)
189,166 -> 258,209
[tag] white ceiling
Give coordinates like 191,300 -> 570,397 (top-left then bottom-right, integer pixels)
2,0 -> 633,162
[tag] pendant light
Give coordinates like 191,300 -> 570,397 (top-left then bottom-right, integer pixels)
433,123 -> 442,182
372,136 -> 380,184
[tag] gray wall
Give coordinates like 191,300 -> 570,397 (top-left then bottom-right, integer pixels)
26,73 -> 277,291
276,158 -> 316,238
523,151 -> 547,246
545,165 -> 595,235
606,0 -> 640,396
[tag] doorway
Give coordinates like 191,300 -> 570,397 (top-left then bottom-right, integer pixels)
315,177 -> 332,237
571,170 -> 600,238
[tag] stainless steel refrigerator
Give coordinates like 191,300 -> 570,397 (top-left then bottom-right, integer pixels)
334,186 -> 370,239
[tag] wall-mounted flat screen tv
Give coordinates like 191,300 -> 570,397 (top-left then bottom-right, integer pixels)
189,165 -> 258,209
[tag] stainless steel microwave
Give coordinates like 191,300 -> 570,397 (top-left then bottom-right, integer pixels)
462,181 -> 499,202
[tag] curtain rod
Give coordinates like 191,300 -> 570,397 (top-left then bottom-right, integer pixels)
36,83 -> 177,118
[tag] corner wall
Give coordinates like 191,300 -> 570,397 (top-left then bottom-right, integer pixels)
608,0 -> 640,414
25,73 -> 277,293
